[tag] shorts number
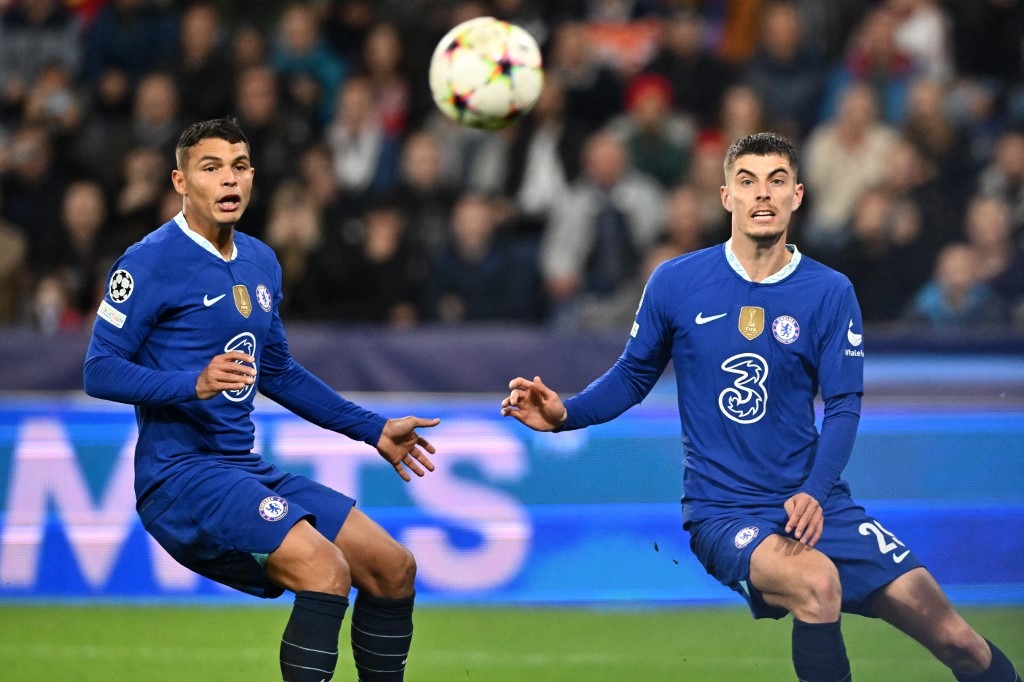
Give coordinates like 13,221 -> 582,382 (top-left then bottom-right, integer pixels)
858,520 -> 910,564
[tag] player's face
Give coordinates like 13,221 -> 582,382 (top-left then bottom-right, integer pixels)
720,153 -> 803,244
172,138 -> 254,234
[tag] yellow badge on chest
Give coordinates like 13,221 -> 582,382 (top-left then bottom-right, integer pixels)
233,285 -> 252,318
739,306 -> 764,340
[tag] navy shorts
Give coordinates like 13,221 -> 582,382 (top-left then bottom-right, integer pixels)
687,491 -> 924,619
138,461 -> 356,598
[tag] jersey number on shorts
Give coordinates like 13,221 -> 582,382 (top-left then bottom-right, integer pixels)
859,520 -> 910,564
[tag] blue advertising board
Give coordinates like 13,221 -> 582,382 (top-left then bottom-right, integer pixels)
0,392 -> 1021,606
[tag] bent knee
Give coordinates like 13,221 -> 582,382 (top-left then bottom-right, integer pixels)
360,543 -> 417,599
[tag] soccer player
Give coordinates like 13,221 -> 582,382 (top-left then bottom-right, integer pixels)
84,117 -> 438,682
501,133 -> 1020,681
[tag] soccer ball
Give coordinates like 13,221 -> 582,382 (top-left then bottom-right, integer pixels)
428,16 -> 544,130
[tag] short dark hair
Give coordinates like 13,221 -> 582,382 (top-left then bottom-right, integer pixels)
175,117 -> 249,168
724,132 -> 798,178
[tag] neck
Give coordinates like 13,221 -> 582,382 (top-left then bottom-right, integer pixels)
731,233 -> 791,282
184,211 -> 235,259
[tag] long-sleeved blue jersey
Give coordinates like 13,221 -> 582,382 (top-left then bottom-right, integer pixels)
84,214 -> 386,504
563,242 -> 865,525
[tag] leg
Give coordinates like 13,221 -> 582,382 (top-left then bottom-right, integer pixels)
334,507 -> 416,681
872,567 -> 1020,680
268,519 -> 352,681
751,534 -> 851,682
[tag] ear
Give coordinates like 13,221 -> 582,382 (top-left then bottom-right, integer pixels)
720,185 -> 731,212
171,169 -> 186,196
792,182 -> 804,211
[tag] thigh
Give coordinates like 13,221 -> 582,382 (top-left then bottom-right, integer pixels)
688,514 -> 790,619
871,567 -> 984,655
812,495 -> 926,616
142,465 -> 310,598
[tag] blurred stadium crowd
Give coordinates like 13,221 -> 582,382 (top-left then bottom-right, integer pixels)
1,0 -> 1023,335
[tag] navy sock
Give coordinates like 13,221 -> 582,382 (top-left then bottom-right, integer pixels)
351,591 -> 414,681
792,617 -> 852,682
955,639 -> 1020,682
280,590 -> 348,682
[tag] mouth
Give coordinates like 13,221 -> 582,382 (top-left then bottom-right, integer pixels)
751,209 -> 775,223
216,194 -> 242,212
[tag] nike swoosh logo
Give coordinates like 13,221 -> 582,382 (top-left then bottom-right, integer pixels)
203,294 -> 226,307
847,319 -> 863,346
695,312 -> 727,325
892,550 -> 910,564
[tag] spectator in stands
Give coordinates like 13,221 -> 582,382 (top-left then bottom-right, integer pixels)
688,134 -> 733,239
742,0 -> 826,139
0,189 -> 29,325
502,75 -> 585,238
961,193 -> 1024,326
834,185 -> 918,322
361,21 -> 412,138
540,130 -> 665,329
904,242 -> 1004,328
311,195 -> 422,325
326,74 -> 400,199
886,0 -> 953,82
231,22 -> 268,73
643,8 -> 736,128
802,81 -> 898,256
546,21 -> 623,135
607,73 -> 697,189
1,124 -> 68,269
52,179 -> 111,317
70,67 -> 133,189
32,270 -> 83,335
82,0 -> 177,86
710,84 -> 767,152
234,64 -> 316,234
20,61 -> 83,144
394,129 -> 459,257
298,142 -> 364,247
264,180 -> 324,321
169,2 -> 234,124
901,76 -> 974,201
112,145 -> 171,251
977,126 -> 1024,231
426,192 -> 541,323
820,6 -> 917,126
271,3 -> 347,127
0,0 -> 82,121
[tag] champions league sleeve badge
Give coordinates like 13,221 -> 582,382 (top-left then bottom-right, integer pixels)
109,269 -> 134,303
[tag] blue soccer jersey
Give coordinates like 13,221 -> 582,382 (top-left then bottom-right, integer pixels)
85,214 -> 386,504
563,242 -> 865,524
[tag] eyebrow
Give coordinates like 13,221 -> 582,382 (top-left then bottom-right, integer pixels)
195,154 -> 251,165
735,165 -> 790,178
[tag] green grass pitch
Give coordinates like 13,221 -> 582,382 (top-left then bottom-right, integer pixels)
1,604 -> 1020,680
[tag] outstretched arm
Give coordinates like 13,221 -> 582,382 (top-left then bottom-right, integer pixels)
501,375 -> 567,431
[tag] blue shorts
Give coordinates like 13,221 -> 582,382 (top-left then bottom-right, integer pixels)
687,491 -> 924,619
138,460 -> 355,599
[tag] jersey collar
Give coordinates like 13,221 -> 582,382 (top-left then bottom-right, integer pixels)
174,212 -> 238,261
724,238 -> 801,283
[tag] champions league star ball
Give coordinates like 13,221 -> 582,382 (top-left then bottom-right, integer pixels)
428,16 -> 544,130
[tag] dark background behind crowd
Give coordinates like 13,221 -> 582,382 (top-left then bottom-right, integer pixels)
1,0 -> 1023,337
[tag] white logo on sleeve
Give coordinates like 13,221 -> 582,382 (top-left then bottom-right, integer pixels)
97,300 -> 127,328
108,269 -> 134,303
847,319 -> 863,346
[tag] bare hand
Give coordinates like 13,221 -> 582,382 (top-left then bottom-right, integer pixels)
500,376 -> 567,432
784,492 -> 823,547
196,351 -> 256,399
377,416 -> 440,482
